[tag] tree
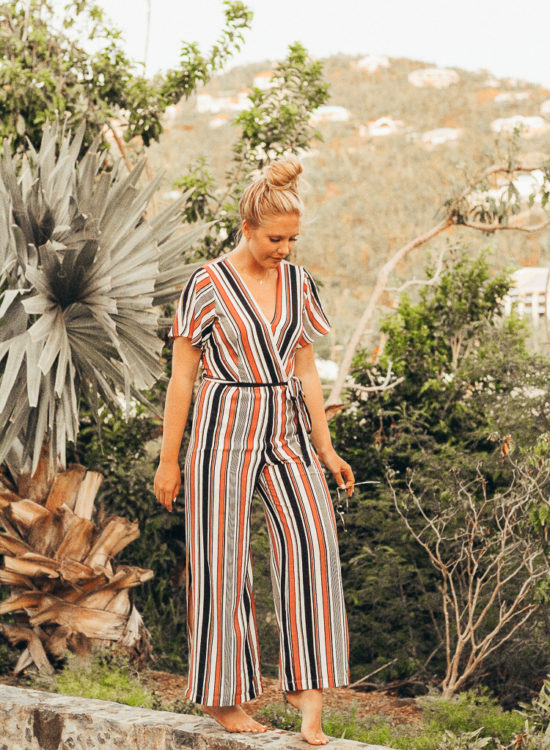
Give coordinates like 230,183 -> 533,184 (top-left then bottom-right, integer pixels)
175,42 -> 330,260
331,248 -> 550,695
0,121 -> 202,671
326,156 -> 550,410
392,453 -> 550,699
0,0 -> 253,150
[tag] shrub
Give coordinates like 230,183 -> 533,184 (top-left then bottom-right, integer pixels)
419,690 -> 524,742
32,650 -> 155,708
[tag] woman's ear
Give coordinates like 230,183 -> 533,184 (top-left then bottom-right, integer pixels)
241,219 -> 251,240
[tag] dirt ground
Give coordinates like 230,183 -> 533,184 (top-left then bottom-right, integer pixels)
0,669 -> 423,727
141,670 -> 423,727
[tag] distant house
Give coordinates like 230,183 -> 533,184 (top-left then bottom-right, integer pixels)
503,268 -> 550,328
233,90 -> 252,109
354,55 -> 390,72
513,170 -> 545,201
408,67 -> 459,88
359,116 -> 403,137
196,90 -> 251,114
310,105 -> 350,124
494,91 -> 530,103
420,127 -> 462,147
162,104 -> 179,127
253,70 -> 275,89
490,115 -> 550,137
196,94 -> 222,114
468,170 -> 544,208
209,114 -> 230,129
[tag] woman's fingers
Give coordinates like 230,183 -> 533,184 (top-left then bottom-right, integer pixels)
325,452 -> 355,498
340,463 -> 355,497
155,483 -> 180,511
154,463 -> 181,510
333,470 -> 345,488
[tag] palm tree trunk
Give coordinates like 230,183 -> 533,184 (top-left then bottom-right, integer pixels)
0,453 -> 153,674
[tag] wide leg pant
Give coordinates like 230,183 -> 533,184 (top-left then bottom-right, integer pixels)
182,382 -> 350,706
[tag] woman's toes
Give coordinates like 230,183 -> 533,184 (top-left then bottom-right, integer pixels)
302,729 -> 330,745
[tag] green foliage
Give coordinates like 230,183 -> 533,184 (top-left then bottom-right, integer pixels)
0,121 -> 201,474
419,691 -> 524,741
519,679 -> 550,733
256,691 -> 525,750
233,43 -> 329,166
0,0 -> 252,149
331,248 -> 550,700
0,635 -> 17,674
435,729 -> 494,750
33,650 -> 156,707
174,42 -> 330,259
255,701 -> 302,731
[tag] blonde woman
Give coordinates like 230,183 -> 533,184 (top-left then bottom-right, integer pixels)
154,157 -> 353,745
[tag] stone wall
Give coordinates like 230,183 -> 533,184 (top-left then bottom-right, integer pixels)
0,684 -> 390,750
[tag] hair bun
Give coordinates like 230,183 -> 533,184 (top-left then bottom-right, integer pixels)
262,156 -> 303,191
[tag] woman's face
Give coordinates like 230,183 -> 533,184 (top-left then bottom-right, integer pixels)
243,213 -> 300,268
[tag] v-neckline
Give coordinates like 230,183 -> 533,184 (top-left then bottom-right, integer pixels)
223,256 -> 282,330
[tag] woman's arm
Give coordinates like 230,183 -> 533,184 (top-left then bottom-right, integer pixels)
154,336 -> 202,512
294,344 -> 354,496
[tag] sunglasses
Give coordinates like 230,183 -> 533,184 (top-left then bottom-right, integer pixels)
334,481 -> 380,532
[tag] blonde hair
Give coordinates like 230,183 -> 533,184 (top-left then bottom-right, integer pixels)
238,156 -> 304,230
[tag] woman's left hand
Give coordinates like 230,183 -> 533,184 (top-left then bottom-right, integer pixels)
318,448 -> 355,497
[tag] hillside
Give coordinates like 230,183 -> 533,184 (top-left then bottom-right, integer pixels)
147,54 -> 550,355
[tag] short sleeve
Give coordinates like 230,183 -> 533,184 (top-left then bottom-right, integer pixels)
297,268 -> 331,348
168,268 -> 215,348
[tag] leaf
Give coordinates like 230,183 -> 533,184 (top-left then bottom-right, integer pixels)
0,333 -> 27,412
1,119 -> 200,472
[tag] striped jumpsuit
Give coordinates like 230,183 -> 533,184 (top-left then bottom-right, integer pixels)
169,256 -> 350,706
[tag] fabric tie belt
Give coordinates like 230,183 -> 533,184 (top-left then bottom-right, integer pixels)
203,376 -> 313,466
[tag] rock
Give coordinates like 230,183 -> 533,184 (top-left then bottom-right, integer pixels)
0,684 -> 392,749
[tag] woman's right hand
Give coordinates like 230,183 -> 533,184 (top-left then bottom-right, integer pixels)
154,461 -> 181,512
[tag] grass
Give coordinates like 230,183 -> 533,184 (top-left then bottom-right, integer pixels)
419,690 -> 525,741
24,655 -> 531,749
255,690 -> 527,750
29,651 -> 157,708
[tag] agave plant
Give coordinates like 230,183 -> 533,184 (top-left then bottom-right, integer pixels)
0,120 -> 201,475
0,121 -> 201,670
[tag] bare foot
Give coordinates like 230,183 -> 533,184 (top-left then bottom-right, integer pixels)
200,703 -> 268,733
285,689 -> 330,745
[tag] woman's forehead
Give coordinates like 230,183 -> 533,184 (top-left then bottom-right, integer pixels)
259,212 -> 301,233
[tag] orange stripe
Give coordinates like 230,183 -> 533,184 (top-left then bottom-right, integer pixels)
207,272 -> 263,381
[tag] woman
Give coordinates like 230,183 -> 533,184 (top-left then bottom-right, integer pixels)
154,156 -> 354,746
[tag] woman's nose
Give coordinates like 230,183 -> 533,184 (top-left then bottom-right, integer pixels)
280,241 -> 292,256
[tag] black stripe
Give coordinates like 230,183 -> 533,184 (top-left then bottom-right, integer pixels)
195,385 -> 223,698
280,266 -> 301,355
278,465 -> 318,682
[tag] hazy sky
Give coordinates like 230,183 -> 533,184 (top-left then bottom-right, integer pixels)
93,0 -> 550,87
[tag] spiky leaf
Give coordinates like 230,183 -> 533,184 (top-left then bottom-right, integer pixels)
0,122 -> 203,474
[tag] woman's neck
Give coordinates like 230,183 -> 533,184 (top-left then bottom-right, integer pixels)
228,242 -> 272,280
